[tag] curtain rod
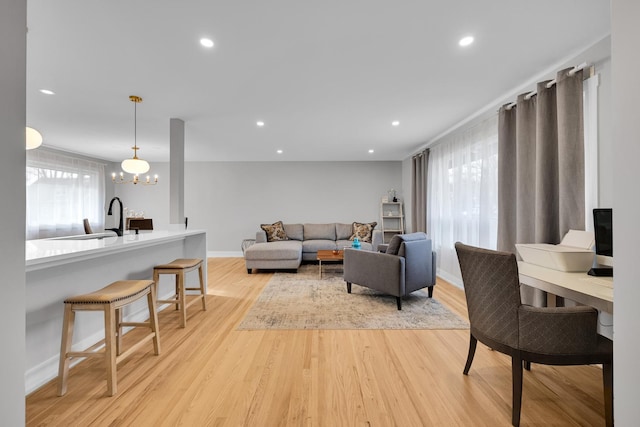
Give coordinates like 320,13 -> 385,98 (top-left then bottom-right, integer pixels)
504,62 -> 589,110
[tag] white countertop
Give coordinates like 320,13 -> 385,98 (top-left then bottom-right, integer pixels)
26,229 -> 206,271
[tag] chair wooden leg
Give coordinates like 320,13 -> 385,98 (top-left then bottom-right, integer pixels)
524,361 -> 531,371
603,362 -> 613,427
104,304 -> 117,396
396,297 -> 402,310
346,282 -> 352,293
428,286 -> 434,298
198,263 -> 206,311
57,304 -> 75,396
463,334 -> 477,375
511,354 -> 523,427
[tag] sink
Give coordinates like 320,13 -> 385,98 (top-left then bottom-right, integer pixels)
50,232 -> 118,241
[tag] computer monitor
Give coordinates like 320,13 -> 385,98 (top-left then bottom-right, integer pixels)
593,208 -> 613,267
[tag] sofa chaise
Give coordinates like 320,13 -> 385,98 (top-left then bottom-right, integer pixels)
244,222 -> 382,273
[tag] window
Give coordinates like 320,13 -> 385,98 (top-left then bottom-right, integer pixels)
26,149 -> 105,239
428,115 -> 499,286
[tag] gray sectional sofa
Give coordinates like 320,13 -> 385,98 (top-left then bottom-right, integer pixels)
244,223 -> 383,273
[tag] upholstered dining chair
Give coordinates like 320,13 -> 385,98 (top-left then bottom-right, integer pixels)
344,232 -> 436,310
454,242 -> 613,427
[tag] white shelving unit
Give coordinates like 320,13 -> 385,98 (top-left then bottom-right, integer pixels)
380,201 -> 404,243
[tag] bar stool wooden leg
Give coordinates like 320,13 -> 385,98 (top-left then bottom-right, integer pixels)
198,263 -> 207,311
57,304 -> 75,396
178,271 -> 187,328
104,304 -> 117,396
148,284 -> 161,354
116,308 -> 123,356
174,274 -> 180,311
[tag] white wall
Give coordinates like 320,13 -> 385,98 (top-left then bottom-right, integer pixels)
0,0 -> 26,422
611,0 -> 640,423
180,161 -> 402,254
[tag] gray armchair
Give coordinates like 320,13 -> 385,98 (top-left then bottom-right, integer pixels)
344,232 -> 436,310
455,242 -> 613,427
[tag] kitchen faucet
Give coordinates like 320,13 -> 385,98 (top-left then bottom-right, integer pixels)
106,196 -> 124,236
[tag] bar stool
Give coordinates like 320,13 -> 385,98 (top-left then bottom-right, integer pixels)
57,280 -> 160,397
153,258 -> 206,328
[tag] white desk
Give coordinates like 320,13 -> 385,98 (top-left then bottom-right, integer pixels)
518,261 -> 613,314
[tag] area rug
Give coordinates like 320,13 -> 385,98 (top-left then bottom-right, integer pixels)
237,264 -> 469,330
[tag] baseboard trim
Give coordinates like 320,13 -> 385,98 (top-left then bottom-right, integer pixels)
208,251 -> 243,258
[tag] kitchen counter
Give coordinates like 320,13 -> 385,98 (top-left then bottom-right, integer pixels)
26,229 -> 205,271
25,229 -> 207,394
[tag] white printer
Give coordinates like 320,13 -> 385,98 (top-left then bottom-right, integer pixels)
515,230 -> 595,272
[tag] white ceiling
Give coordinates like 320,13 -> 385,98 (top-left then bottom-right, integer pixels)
26,1 -> 611,163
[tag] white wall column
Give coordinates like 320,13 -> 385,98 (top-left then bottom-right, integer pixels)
611,0 -> 640,423
170,118 -> 185,224
0,0 -> 27,422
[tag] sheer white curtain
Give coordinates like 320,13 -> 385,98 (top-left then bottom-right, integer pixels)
26,149 -> 106,239
428,115 -> 499,286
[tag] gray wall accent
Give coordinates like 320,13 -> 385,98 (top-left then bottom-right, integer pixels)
170,118 -> 185,224
1,0 -> 26,422
182,161 -> 402,252
612,0 -> 640,422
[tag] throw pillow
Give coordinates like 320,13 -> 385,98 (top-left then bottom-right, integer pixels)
349,221 -> 377,243
260,221 -> 288,242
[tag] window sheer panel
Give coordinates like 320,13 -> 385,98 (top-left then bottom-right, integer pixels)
428,115 -> 498,286
26,150 -> 105,239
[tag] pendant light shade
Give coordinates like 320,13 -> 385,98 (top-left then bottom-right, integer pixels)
121,157 -> 150,174
26,126 -> 43,150
121,95 -> 150,174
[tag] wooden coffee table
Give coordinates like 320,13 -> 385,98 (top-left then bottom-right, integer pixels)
316,250 -> 344,278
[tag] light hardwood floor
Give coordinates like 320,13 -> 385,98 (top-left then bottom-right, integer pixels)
26,258 -> 607,426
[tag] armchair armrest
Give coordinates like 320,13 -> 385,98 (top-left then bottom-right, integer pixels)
343,249 -> 405,297
518,305 -> 599,354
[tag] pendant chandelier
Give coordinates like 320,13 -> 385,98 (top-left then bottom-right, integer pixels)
121,95 -> 150,174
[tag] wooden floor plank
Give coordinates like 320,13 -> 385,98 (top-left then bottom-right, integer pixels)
26,257 -> 607,426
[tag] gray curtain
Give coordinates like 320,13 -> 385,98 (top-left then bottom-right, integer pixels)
497,67 -> 584,253
411,149 -> 429,233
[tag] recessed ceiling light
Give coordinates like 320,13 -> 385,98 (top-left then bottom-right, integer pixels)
256,121 -> 265,127
392,121 -> 400,126
200,38 -> 214,48
39,89 -> 55,95
459,36 -> 474,47
368,149 -> 375,154
276,149 -> 283,154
